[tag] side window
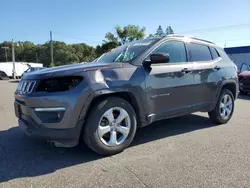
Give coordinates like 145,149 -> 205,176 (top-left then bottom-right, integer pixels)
209,47 -> 220,59
187,43 -> 212,62
240,63 -> 249,72
152,41 -> 187,63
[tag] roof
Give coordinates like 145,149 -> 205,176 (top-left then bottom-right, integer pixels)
166,34 -> 215,45
224,46 -> 250,54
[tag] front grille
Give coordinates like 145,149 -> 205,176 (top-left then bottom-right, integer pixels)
242,79 -> 250,86
16,80 -> 36,94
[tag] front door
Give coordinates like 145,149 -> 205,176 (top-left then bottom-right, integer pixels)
144,40 -> 195,120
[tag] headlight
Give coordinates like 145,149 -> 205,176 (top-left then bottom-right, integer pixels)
36,76 -> 83,92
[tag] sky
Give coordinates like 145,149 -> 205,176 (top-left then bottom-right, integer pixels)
1,0 -> 250,48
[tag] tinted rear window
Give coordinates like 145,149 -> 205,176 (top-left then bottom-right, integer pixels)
187,43 -> 212,62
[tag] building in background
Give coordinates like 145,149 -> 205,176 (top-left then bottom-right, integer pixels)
224,46 -> 250,69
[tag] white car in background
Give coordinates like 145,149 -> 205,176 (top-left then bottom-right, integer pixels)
0,62 -> 43,78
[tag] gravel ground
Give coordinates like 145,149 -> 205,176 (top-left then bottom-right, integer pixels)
0,81 -> 250,188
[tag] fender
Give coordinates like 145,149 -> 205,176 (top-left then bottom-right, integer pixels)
77,88 -> 149,128
211,79 -> 238,110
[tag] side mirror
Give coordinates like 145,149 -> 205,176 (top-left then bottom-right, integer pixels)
143,53 -> 170,67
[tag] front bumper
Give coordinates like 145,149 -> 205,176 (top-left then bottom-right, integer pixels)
238,76 -> 250,92
14,82 -> 92,147
239,82 -> 250,92
18,118 -> 82,147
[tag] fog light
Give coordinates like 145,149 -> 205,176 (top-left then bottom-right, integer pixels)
34,107 -> 65,123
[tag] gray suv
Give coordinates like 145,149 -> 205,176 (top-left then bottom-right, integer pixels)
14,35 -> 238,155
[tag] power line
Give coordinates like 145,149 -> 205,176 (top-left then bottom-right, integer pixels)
178,24 -> 250,34
53,31 -> 101,44
214,37 -> 250,43
50,31 -> 54,65
52,24 -> 250,45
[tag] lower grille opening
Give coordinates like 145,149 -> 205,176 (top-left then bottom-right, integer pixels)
34,110 -> 65,123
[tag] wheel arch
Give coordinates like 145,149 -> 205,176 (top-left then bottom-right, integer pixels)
210,80 -> 238,111
221,81 -> 238,99
78,89 -> 147,131
216,80 -> 238,102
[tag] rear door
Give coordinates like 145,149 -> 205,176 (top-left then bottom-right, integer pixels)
187,42 -> 222,110
144,40 -> 195,120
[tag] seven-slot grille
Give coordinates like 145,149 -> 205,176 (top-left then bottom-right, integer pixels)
16,80 -> 36,94
242,77 -> 250,84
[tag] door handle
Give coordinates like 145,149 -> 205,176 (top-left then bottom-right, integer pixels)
181,68 -> 192,73
214,66 -> 221,70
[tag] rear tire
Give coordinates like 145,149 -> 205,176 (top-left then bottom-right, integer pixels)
83,97 -> 137,156
208,89 -> 234,124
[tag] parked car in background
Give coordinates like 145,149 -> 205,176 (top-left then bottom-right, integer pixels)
21,67 -> 46,77
238,63 -> 250,95
0,70 -> 9,80
0,62 -> 43,78
15,35 -> 238,156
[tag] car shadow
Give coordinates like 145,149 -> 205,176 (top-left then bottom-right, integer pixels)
0,114 -> 215,183
132,114 -> 215,146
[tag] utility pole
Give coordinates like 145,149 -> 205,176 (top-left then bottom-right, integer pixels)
12,39 -> 17,79
50,31 -> 54,66
1,47 -> 9,62
36,52 -> 38,63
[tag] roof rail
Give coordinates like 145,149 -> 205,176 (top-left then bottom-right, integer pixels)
166,34 -> 215,44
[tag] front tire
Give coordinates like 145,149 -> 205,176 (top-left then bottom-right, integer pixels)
83,97 -> 137,156
208,89 -> 235,124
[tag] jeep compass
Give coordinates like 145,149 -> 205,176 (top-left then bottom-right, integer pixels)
14,35 -> 238,155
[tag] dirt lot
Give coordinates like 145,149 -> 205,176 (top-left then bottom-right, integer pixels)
0,81 -> 250,188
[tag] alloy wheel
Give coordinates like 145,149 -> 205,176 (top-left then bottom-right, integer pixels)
219,94 -> 233,120
97,107 -> 131,146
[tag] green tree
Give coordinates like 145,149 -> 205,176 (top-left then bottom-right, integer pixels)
147,34 -> 154,38
0,41 -> 12,62
104,24 -> 146,45
0,24 -> 147,65
95,42 -> 118,57
148,26 -> 175,38
155,25 -> 164,37
166,26 -> 174,35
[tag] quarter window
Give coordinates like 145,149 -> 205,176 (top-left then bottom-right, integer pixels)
240,63 -> 249,72
152,41 -> 187,63
209,47 -> 220,59
187,43 -> 212,62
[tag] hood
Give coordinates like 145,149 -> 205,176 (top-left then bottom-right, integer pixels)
23,62 -> 123,80
238,70 -> 250,77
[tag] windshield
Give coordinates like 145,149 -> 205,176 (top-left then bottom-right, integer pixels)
25,67 -> 32,72
96,39 -> 157,63
24,67 -> 44,73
